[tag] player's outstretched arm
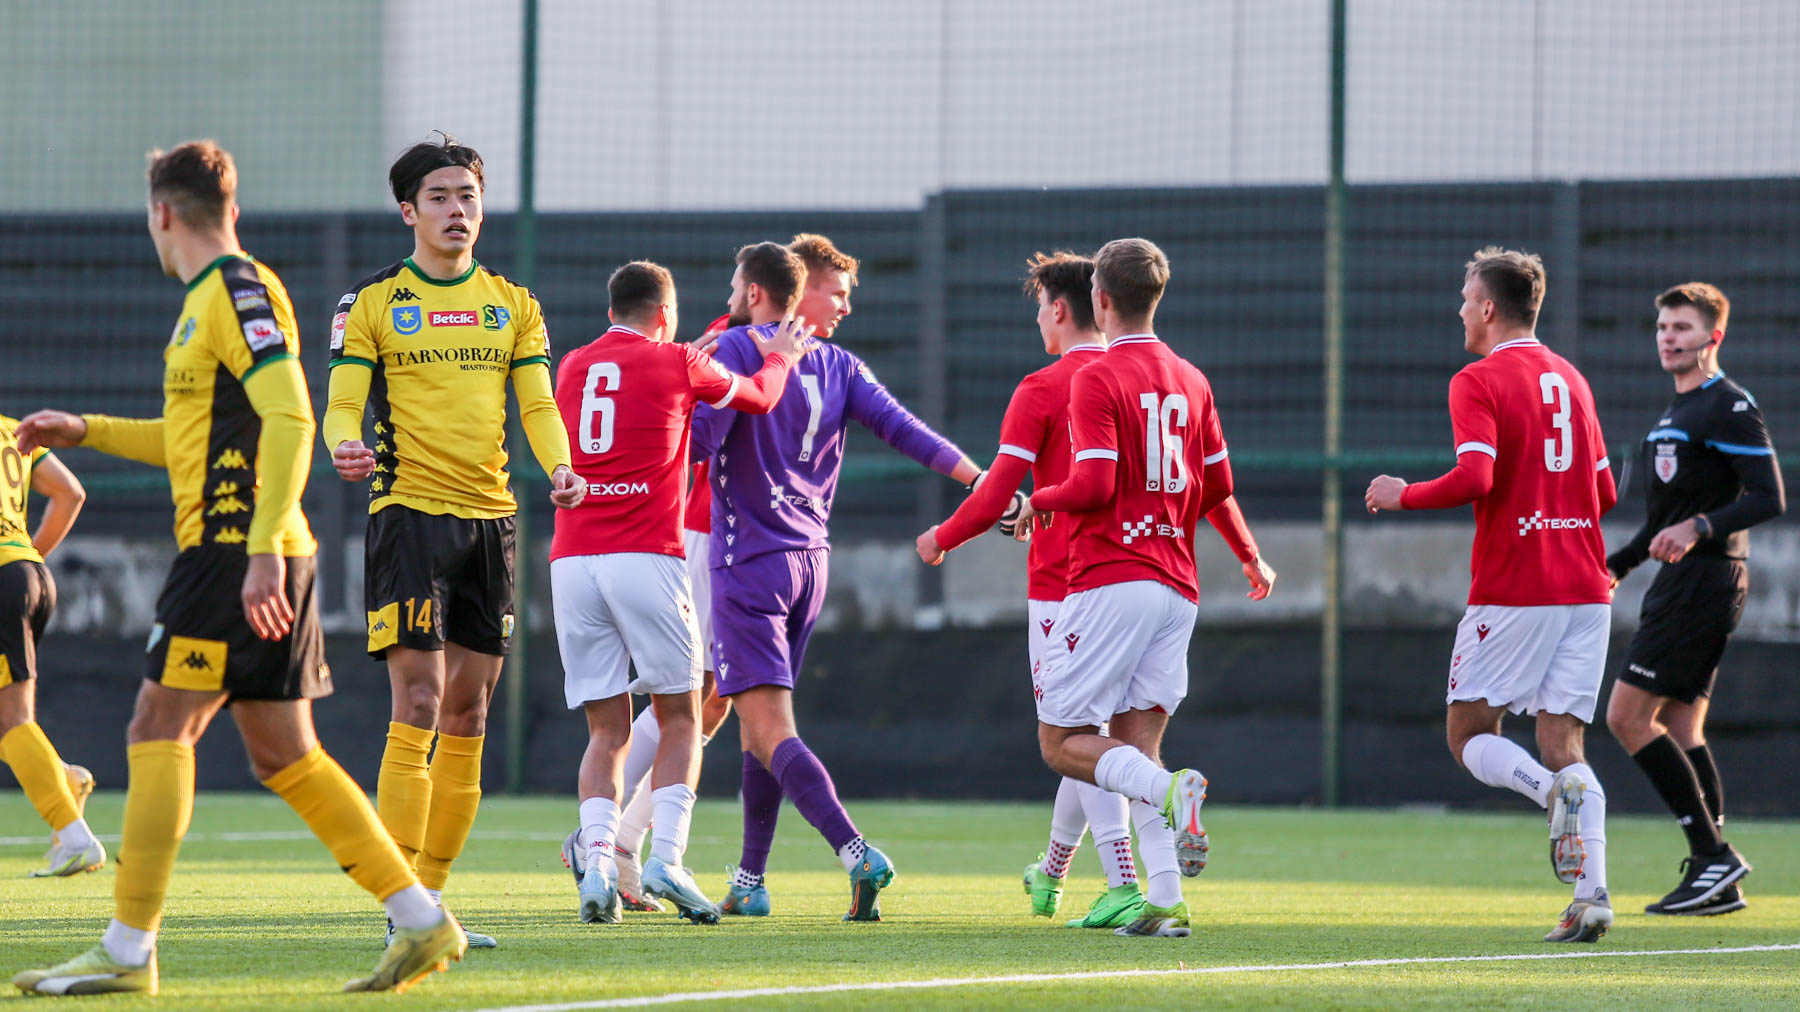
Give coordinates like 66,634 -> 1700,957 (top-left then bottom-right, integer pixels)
17,410 -> 167,468
714,315 -> 815,415
917,452 -> 1033,564
322,356 -> 375,481
844,354 -> 975,481
26,451 -> 84,559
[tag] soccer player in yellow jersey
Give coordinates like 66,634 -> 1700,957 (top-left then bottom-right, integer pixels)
12,141 -> 464,997
323,133 -> 583,947
0,412 -> 101,878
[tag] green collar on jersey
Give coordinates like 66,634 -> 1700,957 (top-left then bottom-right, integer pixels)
404,256 -> 481,286
184,252 -> 253,291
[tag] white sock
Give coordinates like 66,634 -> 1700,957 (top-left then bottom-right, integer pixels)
101,919 -> 155,967
1564,763 -> 1608,900
1093,745 -> 1172,808
731,866 -> 763,889
1096,833 -> 1138,889
1130,800 -> 1182,907
618,708 -> 661,811
55,817 -> 96,852
423,887 -> 443,906
384,883 -> 442,930
837,835 -> 866,873
1049,777 -> 1089,848
1077,777 -> 1136,887
579,796 -> 621,872
617,771 -> 655,860
648,784 -> 697,865
1461,733 -> 1552,807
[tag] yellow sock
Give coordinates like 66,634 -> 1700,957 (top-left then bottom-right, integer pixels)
263,744 -> 418,901
377,721 -> 436,867
416,733 -> 483,891
115,740 -> 195,932
0,722 -> 81,832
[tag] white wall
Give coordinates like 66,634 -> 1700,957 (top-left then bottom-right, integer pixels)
385,0 -> 1800,212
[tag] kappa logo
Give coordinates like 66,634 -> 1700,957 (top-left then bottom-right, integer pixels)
1476,623 -> 1491,642
177,650 -> 214,671
1065,632 -> 1080,653
207,496 -> 250,516
392,306 -> 423,335
1517,511 -> 1594,535
388,287 -> 420,304
213,528 -> 246,544
1039,618 -> 1054,637
212,448 -> 249,469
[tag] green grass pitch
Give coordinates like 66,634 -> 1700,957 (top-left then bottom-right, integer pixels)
4,794 -> 1797,1008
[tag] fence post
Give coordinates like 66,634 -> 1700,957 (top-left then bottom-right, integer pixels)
915,193 -> 950,615
1320,0 -> 1348,807
506,0 -> 541,796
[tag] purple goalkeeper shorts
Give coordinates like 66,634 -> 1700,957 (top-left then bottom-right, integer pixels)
710,547 -> 829,697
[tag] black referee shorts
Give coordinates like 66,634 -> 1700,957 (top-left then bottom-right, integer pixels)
1617,554 -> 1748,704
0,559 -> 55,686
363,505 -> 517,659
145,547 -> 330,701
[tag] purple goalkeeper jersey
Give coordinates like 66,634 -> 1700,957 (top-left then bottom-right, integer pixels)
690,323 -> 966,569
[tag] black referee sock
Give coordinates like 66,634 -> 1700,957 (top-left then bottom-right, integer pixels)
1686,744 -> 1725,831
1633,735 -> 1725,856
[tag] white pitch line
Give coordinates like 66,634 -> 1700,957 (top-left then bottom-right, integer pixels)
473,943 -> 1800,1012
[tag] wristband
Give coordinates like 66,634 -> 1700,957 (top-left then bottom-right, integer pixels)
1691,513 -> 1712,540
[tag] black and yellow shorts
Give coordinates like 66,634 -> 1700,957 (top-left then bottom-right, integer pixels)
364,506 -> 516,659
145,547 -> 330,701
0,559 -> 55,687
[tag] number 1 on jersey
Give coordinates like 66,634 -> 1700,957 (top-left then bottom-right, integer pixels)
1539,371 -> 1572,472
797,374 -> 823,462
1139,392 -> 1189,492
580,362 -> 621,454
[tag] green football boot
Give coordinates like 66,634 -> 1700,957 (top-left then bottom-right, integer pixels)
1022,856 -> 1066,917
1114,899 -> 1190,937
1065,883 -> 1147,928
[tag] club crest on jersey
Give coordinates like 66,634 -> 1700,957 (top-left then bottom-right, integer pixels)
481,304 -> 511,330
1655,443 -> 1678,483
392,306 -> 423,335
172,316 -> 197,346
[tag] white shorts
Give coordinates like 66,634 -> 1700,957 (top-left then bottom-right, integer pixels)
1034,581 -> 1197,728
683,529 -> 713,662
551,552 -> 703,707
1446,603 -> 1610,722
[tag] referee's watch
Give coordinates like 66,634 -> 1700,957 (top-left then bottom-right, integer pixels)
1691,513 -> 1713,540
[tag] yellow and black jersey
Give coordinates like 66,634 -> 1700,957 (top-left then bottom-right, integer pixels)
0,414 -> 48,567
323,258 -> 570,519
82,254 -> 318,557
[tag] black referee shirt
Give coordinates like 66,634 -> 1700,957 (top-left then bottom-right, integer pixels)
1608,373 -> 1784,575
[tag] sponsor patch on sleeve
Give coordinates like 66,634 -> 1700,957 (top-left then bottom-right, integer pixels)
243,317 -> 286,352
330,312 -> 349,351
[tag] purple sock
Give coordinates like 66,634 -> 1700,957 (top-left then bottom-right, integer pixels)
739,751 -> 783,876
770,737 -> 859,851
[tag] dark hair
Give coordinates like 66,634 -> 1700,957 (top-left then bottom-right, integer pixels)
146,140 -> 236,229
608,261 -> 674,323
1093,238 -> 1170,320
1465,246 -> 1547,328
787,233 -> 859,284
389,131 -> 485,205
1023,251 -> 1096,331
1655,282 -> 1730,333
736,242 -> 806,311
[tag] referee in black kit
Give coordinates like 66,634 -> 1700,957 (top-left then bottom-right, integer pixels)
1604,283 -> 1784,916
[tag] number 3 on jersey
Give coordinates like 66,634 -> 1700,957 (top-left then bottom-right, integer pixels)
1139,392 -> 1189,492
1539,371 -> 1571,472
580,362 -> 622,454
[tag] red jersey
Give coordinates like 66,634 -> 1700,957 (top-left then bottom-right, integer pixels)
550,326 -> 791,561
937,345 -> 1103,600
684,461 -> 711,534
1403,338 -> 1612,606
1049,335 -> 1229,603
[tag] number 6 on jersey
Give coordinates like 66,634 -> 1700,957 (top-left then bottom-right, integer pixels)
580,362 -> 621,454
